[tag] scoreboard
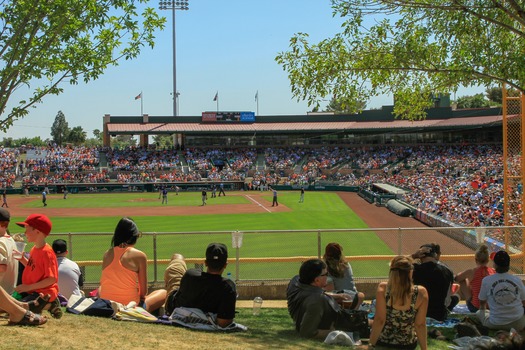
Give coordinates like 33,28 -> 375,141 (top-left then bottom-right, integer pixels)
201,112 -> 255,123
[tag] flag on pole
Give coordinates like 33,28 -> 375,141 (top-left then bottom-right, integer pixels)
213,92 -> 218,101
255,91 -> 258,102
135,92 -> 142,100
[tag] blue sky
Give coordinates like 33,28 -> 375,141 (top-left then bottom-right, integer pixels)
1,0 -> 481,141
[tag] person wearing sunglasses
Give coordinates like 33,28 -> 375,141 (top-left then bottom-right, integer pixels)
99,217 -> 165,313
287,259 -> 351,339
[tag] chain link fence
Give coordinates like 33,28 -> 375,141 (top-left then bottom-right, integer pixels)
503,86 -> 524,227
50,226 -> 524,288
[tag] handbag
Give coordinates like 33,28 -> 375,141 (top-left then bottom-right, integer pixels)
335,309 -> 370,338
66,295 -> 115,317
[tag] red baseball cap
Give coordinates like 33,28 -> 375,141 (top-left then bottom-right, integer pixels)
16,214 -> 52,236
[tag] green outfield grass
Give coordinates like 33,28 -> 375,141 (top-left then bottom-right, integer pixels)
12,191 -> 394,281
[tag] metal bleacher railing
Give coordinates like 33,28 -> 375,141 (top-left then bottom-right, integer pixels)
56,226 -> 524,293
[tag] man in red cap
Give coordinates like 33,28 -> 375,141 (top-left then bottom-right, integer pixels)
14,214 -> 62,319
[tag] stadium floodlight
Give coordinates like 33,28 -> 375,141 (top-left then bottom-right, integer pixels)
159,0 -> 190,117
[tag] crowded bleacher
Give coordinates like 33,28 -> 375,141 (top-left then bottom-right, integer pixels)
0,144 -> 520,232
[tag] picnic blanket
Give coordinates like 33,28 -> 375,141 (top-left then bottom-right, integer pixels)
426,317 -> 461,328
451,303 -> 474,315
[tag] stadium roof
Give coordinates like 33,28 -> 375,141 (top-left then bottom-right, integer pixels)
106,114 -> 505,135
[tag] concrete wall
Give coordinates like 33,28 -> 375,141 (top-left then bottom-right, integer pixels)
234,279 -> 384,301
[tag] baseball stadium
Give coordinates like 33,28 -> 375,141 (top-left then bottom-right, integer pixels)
2,98 -> 525,348
3,0 -> 525,347
2,103 -> 519,278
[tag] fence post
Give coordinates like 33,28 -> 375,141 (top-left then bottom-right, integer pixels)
153,232 -> 158,283
68,232 -> 73,259
318,230 -> 322,258
397,227 -> 402,255
236,247 -> 240,281
232,231 -> 243,281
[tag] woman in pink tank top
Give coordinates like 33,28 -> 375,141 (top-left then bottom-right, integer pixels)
454,244 -> 495,312
99,217 -> 166,313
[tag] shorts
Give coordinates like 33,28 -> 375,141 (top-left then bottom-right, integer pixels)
21,292 -> 57,303
376,340 -> 417,349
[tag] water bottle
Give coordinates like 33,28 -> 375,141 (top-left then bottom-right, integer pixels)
252,296 -> 263,315
227,272 -> 232,280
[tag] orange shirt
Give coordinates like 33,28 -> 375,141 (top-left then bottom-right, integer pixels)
22,244 -> 59,301
99,247 -> 140,305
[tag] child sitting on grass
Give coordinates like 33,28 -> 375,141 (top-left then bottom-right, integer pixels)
14,214 -> 62,319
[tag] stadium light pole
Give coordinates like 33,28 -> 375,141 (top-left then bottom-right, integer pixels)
159,0 -> 189,117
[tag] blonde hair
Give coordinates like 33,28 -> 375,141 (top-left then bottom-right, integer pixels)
324,255 -> 346,278
387,256 -> 414,307
475,244 -> 490,264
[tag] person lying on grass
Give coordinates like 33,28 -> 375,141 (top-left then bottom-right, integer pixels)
286,259 -> 356,339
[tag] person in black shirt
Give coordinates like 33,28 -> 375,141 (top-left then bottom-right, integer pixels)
201,190 -> 207,206
411,243 -> 455,321
166,243 -> 236,327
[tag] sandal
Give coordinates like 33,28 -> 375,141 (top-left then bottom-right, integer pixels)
48,298 -> 63,319
27,294 -> 51,314
8,310 -> 47,326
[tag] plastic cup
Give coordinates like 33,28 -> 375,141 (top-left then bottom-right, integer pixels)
13,242 -> 26,259
343,300 -> 353,309
252,297 -> 263,315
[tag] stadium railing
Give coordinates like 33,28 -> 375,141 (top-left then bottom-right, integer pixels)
53,226 -> 525,299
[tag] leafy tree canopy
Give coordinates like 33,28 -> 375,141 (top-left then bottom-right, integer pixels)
485,86 -> 520,105
68,126 -> 87,145
0,0 -> 165,131
93,129 -> 102,141
112,135 -> 137,149
1,136 -> 47,148
276,0 -> 525,120
325,96 -> 367,114
153,134 -> 174,149
454,93 -> 490,109
51,111 -> 69,145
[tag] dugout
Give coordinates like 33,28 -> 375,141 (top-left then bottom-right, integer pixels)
358,183 -> 406,206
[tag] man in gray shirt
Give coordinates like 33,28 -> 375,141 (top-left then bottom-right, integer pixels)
52,239 -> 83,300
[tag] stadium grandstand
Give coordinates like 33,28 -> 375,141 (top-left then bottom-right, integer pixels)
0,104 -> 516,230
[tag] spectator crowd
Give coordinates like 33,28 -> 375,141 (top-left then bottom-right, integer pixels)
1,143 -> 521,231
